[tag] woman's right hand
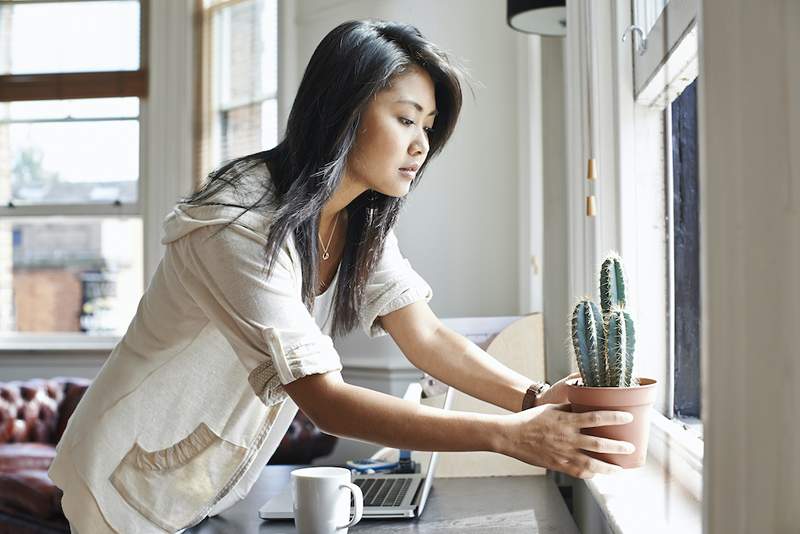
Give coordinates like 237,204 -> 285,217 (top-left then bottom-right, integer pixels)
496,403 -> 636,479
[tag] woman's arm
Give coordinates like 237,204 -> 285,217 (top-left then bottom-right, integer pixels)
283,370 -> 633,479
283,371 -> 506,454
380,301 -> 536,413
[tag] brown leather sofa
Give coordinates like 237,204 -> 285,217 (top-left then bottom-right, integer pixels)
0,376 -> 337,533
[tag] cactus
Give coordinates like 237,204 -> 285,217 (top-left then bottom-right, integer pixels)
571,252 -> 638,388
600,255 -> 626,311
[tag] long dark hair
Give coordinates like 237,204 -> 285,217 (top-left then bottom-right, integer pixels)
182,19 -> 469,339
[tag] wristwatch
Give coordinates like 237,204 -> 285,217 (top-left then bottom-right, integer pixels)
521,381 -> 550,411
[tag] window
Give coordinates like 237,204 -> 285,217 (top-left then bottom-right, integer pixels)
669,77 -> 701,436
196,0 -> 278,182
631,0 -> 698,106
633,0 -> 670,39
625,0 -> 702,437
0,0 -> 147,337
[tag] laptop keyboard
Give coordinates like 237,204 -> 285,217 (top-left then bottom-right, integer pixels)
353,478 -> 412,507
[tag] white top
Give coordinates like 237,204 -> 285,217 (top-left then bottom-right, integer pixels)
314,265 -> 339,335
48,160 -> 433,533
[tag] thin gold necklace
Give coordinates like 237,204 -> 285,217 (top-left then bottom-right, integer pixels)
318,211 -> 340,260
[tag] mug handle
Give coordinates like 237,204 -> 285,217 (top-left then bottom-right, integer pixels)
337,482 -> 363,529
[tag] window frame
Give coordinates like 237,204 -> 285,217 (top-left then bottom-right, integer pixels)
195,0 -> 279,182
566,0 -> 704,457
628,1 -> 702,431
0,0 -> 149,347
0,0 -> 149,218
620,0 -> 704,439
631,0 -> 698,106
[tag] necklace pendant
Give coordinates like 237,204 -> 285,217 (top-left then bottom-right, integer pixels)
322,251 -> 330,260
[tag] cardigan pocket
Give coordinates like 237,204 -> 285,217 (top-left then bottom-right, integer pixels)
109,422 -> 248,532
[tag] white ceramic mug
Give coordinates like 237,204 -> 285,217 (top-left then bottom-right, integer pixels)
291,467 -> 364,534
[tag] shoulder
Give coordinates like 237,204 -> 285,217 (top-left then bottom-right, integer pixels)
162,156 -> 289,250
205,157 -> 279,213
187,159 -> 281,236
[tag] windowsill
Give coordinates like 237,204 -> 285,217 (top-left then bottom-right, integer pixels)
0,333 -> 121,354
582,409 -> 703,534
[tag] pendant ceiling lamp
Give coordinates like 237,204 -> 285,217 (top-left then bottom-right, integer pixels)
507,0 -> 567,37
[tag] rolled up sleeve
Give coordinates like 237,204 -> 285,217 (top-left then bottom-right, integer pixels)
359,229 -> 433,338
176,223 -> 342,407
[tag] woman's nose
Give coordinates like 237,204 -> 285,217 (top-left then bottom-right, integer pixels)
410,132 -> 429,156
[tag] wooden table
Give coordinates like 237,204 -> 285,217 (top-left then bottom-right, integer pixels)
187,465 -> 579,533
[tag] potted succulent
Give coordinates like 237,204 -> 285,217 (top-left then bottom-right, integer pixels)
566,252 -> 658,469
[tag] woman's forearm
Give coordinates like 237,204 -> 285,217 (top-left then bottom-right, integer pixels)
411,325 -> 535,413
319,381 -> 507,454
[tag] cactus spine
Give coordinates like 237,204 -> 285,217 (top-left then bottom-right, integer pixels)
571,252 -> 638,387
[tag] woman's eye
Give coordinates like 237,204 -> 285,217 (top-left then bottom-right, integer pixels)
400,117 -> 434,135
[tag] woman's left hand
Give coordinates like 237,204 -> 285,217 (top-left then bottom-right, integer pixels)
536,372 -> 581,406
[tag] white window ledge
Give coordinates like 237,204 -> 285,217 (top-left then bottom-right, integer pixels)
582,409 -> 703,534
0,333 -> 120,354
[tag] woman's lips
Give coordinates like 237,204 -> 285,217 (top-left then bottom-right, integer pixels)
399,168 -> 416,179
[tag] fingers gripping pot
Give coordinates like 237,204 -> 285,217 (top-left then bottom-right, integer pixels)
567,252 -> 659,469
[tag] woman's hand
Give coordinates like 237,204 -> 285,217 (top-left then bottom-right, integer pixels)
536,371 -> 581,406
496,402 -> 636,479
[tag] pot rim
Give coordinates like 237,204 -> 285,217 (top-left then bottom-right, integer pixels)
565,377 -> 658,390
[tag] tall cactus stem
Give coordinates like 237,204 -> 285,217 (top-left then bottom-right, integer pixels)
623,311 -> 636,387
571,300 -> 603,387
605,309 -> 628,387
600,253 -> 627,313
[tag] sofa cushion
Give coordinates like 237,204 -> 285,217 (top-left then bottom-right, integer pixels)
53,380 -> 91,446
0,443 -> 56,472
0,469 -> 63,519
0,379 -> 62,445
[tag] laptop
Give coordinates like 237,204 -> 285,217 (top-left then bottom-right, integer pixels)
259,383 -> 455,520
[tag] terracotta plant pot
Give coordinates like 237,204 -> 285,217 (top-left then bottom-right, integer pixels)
565,377 -> 658,469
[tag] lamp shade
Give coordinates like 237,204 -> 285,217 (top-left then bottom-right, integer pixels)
507,0 -> 567,37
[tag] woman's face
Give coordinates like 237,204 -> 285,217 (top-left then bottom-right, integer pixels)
345,66 -> 438,198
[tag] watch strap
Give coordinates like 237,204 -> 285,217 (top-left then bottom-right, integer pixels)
521,381 -> 549,411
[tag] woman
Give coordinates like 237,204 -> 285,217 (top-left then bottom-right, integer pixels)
49,19 -> 635,533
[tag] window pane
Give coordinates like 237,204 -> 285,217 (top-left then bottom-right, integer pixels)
219,98 -> 277,161
261,98 -> 277,154
634,0 -> 670,38
0,99 -> 140,206
206,0 -> 278,170
0,1 -> 141,75
215,0 -> 277,107
671,78 -> 701,423
0,217 -> 143,335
